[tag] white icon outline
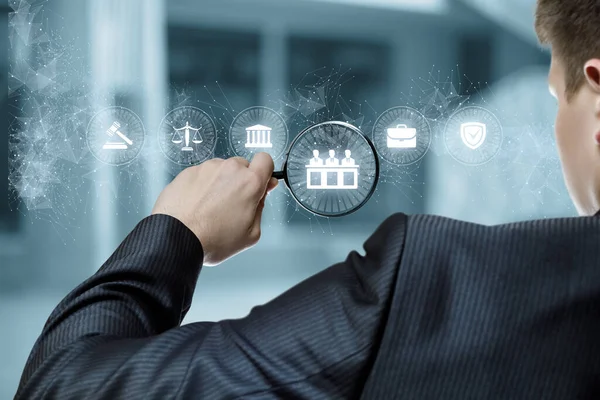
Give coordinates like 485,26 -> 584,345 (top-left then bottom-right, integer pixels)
443,106 -> 503,166
229,106 -> 289,161
386,124 -> 417,149
158,106 -> 218,166
341,149 -> 356,166
244,124 -> 273,148
86,107 -> 145,166
172,121 -> 203,152
103,121 -> 133,150
306,149 -> 359,190
460,122 -> 487,150
372,106 -> 432,166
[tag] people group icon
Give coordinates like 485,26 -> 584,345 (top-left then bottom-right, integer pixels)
310,149 -> 355,167
306,149 -> 359,190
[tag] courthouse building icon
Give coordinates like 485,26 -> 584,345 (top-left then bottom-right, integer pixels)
245,124 -> 273,148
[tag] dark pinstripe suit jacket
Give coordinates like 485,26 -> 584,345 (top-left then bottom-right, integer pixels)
14,213 -> 600,399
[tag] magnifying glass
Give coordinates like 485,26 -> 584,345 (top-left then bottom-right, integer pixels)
272,121 -> 379,217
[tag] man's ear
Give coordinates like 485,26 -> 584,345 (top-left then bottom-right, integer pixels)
585,60 -> 600,116
584,59 -> 600,93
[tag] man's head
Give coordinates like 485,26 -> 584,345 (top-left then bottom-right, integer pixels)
329,150 -> 335,158
345,150 -> 351,158
535,0 -> 600,215
313,149 -> 319,158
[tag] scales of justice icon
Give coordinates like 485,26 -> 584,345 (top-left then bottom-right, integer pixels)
171,121 -> 203,152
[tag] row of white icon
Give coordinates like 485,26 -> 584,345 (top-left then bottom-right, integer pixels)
102,120 -> 205,151
243,123 -> 488,152
97,120 -> 359,190
101,121 -> 273,152
101,121 -> 488,154
387,122 -> 487,150
100,123 -> 360,190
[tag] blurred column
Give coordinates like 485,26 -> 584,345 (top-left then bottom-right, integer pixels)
89,0 -> 167,269
259,21 -> 287,241
390,28 -> 459,216
416,30 -> 463,219
141,0 -> 169,211
260,21 -> 287,106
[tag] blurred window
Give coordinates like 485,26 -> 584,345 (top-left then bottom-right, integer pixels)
288,36 -> 390,119
167,26 -> 260,172
458,34 -> 492,96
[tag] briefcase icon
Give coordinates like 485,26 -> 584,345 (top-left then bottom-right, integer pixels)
387,124 -> 417,149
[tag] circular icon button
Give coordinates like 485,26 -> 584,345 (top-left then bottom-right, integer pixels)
87,107 -> 145,166
283,121 -> 379,217
158,107 -> 217,166
444,106 -> 503,165
372,106 -> 432,165
229,106 -> 289,161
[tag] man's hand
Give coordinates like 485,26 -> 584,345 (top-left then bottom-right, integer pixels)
152,153 -> 279,266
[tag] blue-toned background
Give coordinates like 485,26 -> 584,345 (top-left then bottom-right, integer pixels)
0,0 -> 575,397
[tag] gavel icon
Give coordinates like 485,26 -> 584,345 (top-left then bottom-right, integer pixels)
106,121 -> 133,146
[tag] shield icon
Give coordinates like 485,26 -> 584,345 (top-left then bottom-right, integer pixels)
460,122 -> 487,150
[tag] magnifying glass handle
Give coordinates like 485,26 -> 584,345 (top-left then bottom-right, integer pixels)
272,171 -> 285,180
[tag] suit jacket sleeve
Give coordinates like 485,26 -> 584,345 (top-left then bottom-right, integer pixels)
14,213 -> 408,400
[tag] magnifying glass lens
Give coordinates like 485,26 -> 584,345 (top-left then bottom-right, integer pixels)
283,121 -> 378,217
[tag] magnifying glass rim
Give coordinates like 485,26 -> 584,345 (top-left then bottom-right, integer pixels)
279,121 -> 380,218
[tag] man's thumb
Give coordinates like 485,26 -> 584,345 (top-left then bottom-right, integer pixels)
266,177 -> 279,193
250,196 -> 267,242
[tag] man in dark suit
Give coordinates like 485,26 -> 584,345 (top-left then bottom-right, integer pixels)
14,1 -> 600,399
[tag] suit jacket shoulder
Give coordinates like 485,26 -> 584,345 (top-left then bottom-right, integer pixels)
361,214 -> 600,399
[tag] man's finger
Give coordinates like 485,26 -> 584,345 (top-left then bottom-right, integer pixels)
229,156 -> 250,167
249,152 -> 275,186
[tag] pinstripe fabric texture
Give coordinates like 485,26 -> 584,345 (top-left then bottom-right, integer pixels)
14,213 -> 408,399
360,214 -> 600,399
14,213 -> 600,399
